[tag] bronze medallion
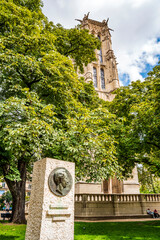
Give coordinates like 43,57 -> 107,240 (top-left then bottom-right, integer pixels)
48,167 -> 73,197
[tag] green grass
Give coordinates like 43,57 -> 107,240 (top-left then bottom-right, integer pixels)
0,221 -> 160,240
0,221 -> 26,240
74,221 -> 160,240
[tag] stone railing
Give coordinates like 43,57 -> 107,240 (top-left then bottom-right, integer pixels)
75,193 -> 160,202
75,194 -> 160,218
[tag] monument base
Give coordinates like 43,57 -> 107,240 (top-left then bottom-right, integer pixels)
25,158 -> 75,240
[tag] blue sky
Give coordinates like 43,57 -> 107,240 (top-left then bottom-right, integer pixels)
42,0 -> 160,86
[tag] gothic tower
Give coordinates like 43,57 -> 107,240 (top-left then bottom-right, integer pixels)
77,13 -> 120,101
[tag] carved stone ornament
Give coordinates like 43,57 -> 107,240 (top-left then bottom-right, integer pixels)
48,167 -> 73,197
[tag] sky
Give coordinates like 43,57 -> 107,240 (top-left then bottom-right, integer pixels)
42,0 -> 160,86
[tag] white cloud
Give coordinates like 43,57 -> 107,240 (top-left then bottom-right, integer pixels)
129,0 -> 151,8
117,38 -> 160,83
42,0 -> 160,85
119,80 -> 124,86
56,0 -> 66,8
146,56 -> 158,65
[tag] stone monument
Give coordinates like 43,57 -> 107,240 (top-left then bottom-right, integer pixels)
25,158 -> 75,240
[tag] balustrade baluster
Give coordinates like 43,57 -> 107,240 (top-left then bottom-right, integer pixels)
117,195 -> 120,202
87,195 -> 89,201
153,195 -> 155,201
80,195 -> 82,201
90,195 -> 92,201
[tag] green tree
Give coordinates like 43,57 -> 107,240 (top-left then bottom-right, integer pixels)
0,191 -> 12,210
108,62 -> 160,176
0,91 -> 57,223
0,0 -> 119,224
137,165 -> 160,193
0,191 -> 12,204
48,106 -> 122,182
51,24 -> 100,73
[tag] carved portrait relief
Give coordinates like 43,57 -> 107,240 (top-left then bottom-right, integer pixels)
48,167 -> 73,197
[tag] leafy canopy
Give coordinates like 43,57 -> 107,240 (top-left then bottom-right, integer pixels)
109,62 -> 160,176
0,0 -> 121,184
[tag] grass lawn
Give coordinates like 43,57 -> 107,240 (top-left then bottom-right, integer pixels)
0,221 -> 160,240
0,221 -> 26,240
75,221 -> 160,240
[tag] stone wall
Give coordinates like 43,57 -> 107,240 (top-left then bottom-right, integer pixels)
75,182 -> 102,194
75,194 -> 160,219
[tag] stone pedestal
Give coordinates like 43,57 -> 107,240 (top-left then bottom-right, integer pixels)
25,158 -> 75,240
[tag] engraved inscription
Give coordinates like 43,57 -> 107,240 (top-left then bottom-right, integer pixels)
48,168 -> 72,197
46,205 -> 70,222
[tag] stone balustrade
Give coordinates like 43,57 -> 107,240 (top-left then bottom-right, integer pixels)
75,194 -> 160,219
75,193 -> 160,202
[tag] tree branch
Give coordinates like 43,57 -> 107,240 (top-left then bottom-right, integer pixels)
145,141 -> 160,149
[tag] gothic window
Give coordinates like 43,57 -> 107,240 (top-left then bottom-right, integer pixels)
100,68 -> 105,89
98,35 -> 103,63
93,67 -> 97,88
99,49 -> 103,63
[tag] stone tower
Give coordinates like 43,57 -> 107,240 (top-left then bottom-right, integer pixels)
77,12 -> 120,101
75,14 -> 140,194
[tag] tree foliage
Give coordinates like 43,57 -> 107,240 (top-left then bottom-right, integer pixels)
52,24 -> 101,73
0,191 -> 12,210
0,191 -> 12,204
0,90 -> 56,178
0,0 -> 121,223
138,165 -> 160,193
47,107 -> 122,182
109,62 -> 160,176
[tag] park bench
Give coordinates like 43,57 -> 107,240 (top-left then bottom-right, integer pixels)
1,212 -> 12,220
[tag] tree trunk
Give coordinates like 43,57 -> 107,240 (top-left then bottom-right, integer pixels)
5,161 -> 27,224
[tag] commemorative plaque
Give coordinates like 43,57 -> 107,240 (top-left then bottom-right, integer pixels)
48,167 -> 73,196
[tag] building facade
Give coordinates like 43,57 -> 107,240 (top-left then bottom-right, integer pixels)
0,181 -> 32,197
